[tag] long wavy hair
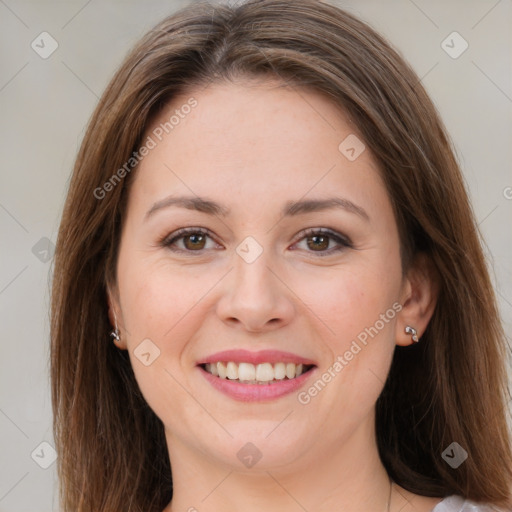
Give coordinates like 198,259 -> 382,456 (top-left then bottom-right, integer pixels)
50,0 -> 512,510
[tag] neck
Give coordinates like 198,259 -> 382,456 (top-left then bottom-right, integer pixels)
162,416 -> 393,512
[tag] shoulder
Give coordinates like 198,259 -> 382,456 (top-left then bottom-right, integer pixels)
432,495 -> 509,512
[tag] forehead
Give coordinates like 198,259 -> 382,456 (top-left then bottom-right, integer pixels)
128,79 -> 388,219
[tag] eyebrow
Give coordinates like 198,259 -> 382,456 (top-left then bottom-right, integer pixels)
145,195 -> 370,221
145,196 -> 230,219
283,197 -> 369,221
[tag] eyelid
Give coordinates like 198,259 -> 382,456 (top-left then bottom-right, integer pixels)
290,227 -> 353,256
160,226 -> 353,255
160,227 -> 221,252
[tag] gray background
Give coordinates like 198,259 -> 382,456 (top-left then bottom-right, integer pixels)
0,0 -> 511,510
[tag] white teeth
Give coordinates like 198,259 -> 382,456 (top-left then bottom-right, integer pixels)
274,362 -> 286,380
226,361 -> 238,379
238,362 -> 256,381
204,361 -> 310,382
217,361 -> 227,379
256,363 -> 274,382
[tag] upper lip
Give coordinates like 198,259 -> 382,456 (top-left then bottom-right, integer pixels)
197,349 -> 317,366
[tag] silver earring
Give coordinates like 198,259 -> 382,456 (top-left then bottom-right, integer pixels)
110,310 -> 120,343
405,325 -> 419,343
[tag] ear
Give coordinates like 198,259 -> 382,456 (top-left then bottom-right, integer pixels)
106,283 -> 128,350
395,253 -> 439,346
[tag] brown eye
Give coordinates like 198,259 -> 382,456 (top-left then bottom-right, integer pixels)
306,234 -> 330,251
293,228 -> 352,256
162,228 -> 218,253
183,233 -> 206,250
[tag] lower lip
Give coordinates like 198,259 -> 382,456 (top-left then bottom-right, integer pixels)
198,365 -> 316,402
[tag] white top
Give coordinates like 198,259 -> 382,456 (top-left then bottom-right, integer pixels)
433,495 -> 508,511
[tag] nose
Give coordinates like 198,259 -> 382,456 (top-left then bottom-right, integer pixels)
216,250 -> 295,333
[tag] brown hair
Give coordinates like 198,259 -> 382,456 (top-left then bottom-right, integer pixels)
50,0 -> 512,510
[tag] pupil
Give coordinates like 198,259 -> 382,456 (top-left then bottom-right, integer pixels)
308,235 -> 328,251
185,234 -> 205,250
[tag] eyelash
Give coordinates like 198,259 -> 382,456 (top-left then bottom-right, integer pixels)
294,227 -> 353,255
160,227 -> 353,257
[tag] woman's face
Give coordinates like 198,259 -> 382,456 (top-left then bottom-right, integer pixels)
111,79 -> 415,472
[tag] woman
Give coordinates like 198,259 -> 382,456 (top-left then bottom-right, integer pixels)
50,1 -> 512,511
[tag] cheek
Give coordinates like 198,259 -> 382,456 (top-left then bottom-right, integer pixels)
300,260 -> 401,398
302,263 -> 400,345
297,278 -> 394,414
115,259 -> 212,421
118,253 -> 211,343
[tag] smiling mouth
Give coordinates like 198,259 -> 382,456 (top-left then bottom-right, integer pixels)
200,361 -> 316,384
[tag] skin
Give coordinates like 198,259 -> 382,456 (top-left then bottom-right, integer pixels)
108,78 -> 441,512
